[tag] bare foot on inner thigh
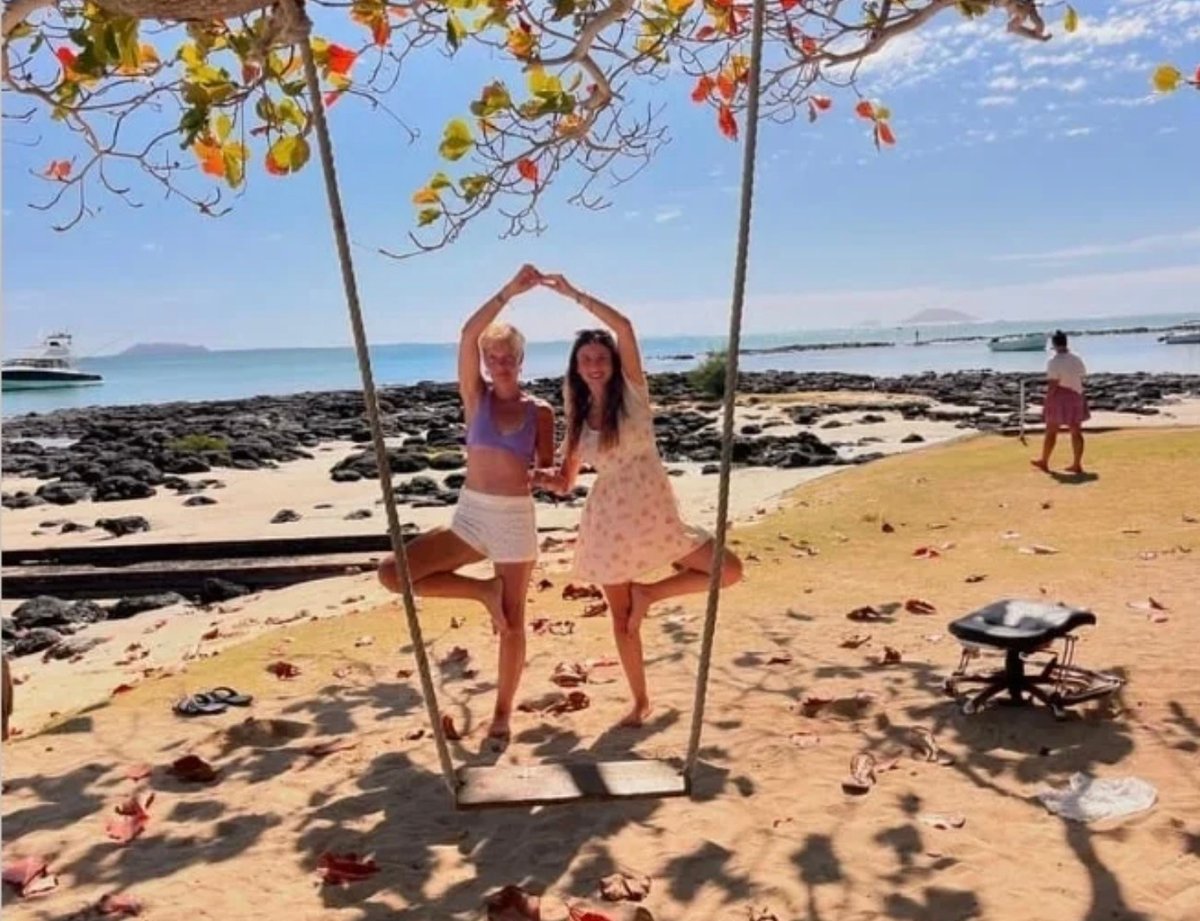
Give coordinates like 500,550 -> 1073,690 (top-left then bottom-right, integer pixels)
483,576 -> 506,635
618,700 -> 653,728
627,583 -> 653,635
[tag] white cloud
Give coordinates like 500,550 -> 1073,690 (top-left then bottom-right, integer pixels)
1063,126 -> 1094,137
1022,51 -> 1086,69
1099,94 -> 1159,106
988,75 -> 1019,91
994,227 -> 1200,264
979,95 -> 1016,106
141,242 -> 162,252
1062,77 -> 1088,93
653,207 -> 682,224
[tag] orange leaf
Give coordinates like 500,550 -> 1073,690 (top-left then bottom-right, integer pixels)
192,140 -> 224,178
717,104 -> 738,140
877,122 -> 896,145
696,24 -> 716,40
265,151 -> 288,176
324,90 -> 344,108
716,72 -> 735,100
691,74 -> 713,102
43,159 -> 71,181
326,44 -> 357,76
811,95 -> 831,111
516,157 -> 539,184
855,100 -> 875,119
801,35 -> 817,55
241,62 -> 260,83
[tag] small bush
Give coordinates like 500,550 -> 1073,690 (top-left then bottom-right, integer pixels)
690,350 -> 729,398
167,434 -> 229,453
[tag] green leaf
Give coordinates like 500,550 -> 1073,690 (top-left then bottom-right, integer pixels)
179,105 -> 209,146
222,142 -> 246,187
551,0 -> 576,20
447,12 -> 467,49
429,171 -> 453,190
278,98 -> 305,128
215,113 -> 232,141
528,67 -> 562,98
417,207 -> 442,226
438,118 -> 474,161
1063,5 -> 1079,33
269,135 -> 311,173
469,81 -> 512,117
460,174 -> 488,202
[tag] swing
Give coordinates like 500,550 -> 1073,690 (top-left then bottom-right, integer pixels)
88,0 -> 768,809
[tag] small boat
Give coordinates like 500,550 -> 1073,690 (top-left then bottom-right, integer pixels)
1160,330 -> 1200,345
987,332 -> 1047,353
1,332 -> 103,391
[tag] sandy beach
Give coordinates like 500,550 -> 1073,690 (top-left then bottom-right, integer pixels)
3,388 -> 1200,920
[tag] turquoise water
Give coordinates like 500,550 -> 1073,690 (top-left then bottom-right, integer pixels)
4,313 -> 1198,417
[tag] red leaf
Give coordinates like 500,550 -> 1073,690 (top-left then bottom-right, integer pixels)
326,44 -> 357,76
717,104 -> 738,140
111,683 -> 136,695
371,17 -> 391,46
562,583 -> 601,601
855,99 -> 875,120
267,660 -> 300,678
98,893 -> 144,917
877,122 -> 896,145
801,35 -> 817,55
780,0 -> 798,10
517,157 -> 539,184
568,908 -> 615,921
690,75 -> 713,102
168,755 -> 219,783
44,159 -> 71,180
695,24 -> 716,40
317,852 -> 379,885
304,737 -> 358,758
55,47 -> 77,70
716,72 -> 735,101
811,95 -> 831,111
485,884 -> 542,920
105,810 -> 147,845
3,856 -> 50,895
912,546 -> 941,559
904,598 -> 936,615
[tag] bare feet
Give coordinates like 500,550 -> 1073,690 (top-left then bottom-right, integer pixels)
618,699 -> 653,728
1030,459 -> 1049,473
1066,464 -> 1085,475
483,576 -> 507,635
627,583 -> 652,636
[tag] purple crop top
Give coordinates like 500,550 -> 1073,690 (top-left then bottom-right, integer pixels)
465,390 -> 538,461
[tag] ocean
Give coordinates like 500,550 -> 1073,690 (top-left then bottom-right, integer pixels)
4,313 -> 1199,418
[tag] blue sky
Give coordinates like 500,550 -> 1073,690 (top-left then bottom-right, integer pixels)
3,0 -> 1199,353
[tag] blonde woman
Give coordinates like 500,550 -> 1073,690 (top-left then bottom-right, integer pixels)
378,265 -> 554,739
533,274 -> 743,726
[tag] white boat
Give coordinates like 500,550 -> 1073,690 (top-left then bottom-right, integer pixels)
1160,330 -> 1200,345
987,332 -> 1047,353
1,332 -> 104,391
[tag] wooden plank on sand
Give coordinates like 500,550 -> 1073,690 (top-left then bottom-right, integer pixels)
456,759 -> 689,810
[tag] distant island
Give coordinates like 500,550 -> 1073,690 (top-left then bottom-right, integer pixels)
118,342 -> 210,357
903,308 -> 977,324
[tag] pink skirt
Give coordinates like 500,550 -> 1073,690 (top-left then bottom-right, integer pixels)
1043,388 -> 1090,429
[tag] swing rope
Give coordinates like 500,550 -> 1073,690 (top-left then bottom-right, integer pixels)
683,0 -> 767,778
286,0 -> 458,795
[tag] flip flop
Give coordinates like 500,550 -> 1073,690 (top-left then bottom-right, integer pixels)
173,693 -> 227,717
207,686 -> 253,707
841,752 -> 877,795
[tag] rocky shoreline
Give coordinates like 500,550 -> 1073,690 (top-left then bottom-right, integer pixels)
3,370 -> 1198,518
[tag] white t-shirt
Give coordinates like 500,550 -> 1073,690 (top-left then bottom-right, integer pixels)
1046,351 -> 1086,394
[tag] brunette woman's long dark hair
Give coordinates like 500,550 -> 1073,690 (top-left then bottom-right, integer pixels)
564,328 -> 626,455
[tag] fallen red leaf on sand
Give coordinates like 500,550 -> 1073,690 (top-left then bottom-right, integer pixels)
582,601 -> 608,618
881,521 -> 895,533
519,691 -> 590,715
200,627 -> 220,641
93,892 -> 144,916
111,683 -> 136,695
317,852 -> 379,885
304,737 -> 358,758
106,794 -> 151,844
530,618 -> 575,636
840,634 -> 871,649
912,546 -> 941,559
168,755 -> 218,783
124,763 -> 152,782
904,598 -> 936,615
397,668 -> 413,679
878,646 -> 902,665
405,728 -> 425,740
442,713 -> 464,741
1019,544 -> 1060,555
599,871 -> 651,902
536,578 -> 554,592
267,660 -> 300,679
3,856 -> 53,897
485,884 -> 542,921
551,661 -> 590,687
799,695 -> 835,717
563,583 -> 602,601
766,653 -> 793,665
965,574 -> 987,583
569,907 -> 615,921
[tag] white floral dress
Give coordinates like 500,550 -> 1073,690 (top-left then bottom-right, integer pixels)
572,372 -> 708,585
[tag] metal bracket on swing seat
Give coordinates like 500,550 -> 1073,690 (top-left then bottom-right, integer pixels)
455,758 -> 690,810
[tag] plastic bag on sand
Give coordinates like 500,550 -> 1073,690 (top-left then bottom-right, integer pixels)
1037,773 -> 1157,823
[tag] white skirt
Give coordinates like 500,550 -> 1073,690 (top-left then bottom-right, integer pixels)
450,488 -> 537,563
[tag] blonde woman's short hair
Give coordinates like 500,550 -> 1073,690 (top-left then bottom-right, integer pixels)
478,323 -> 526,362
